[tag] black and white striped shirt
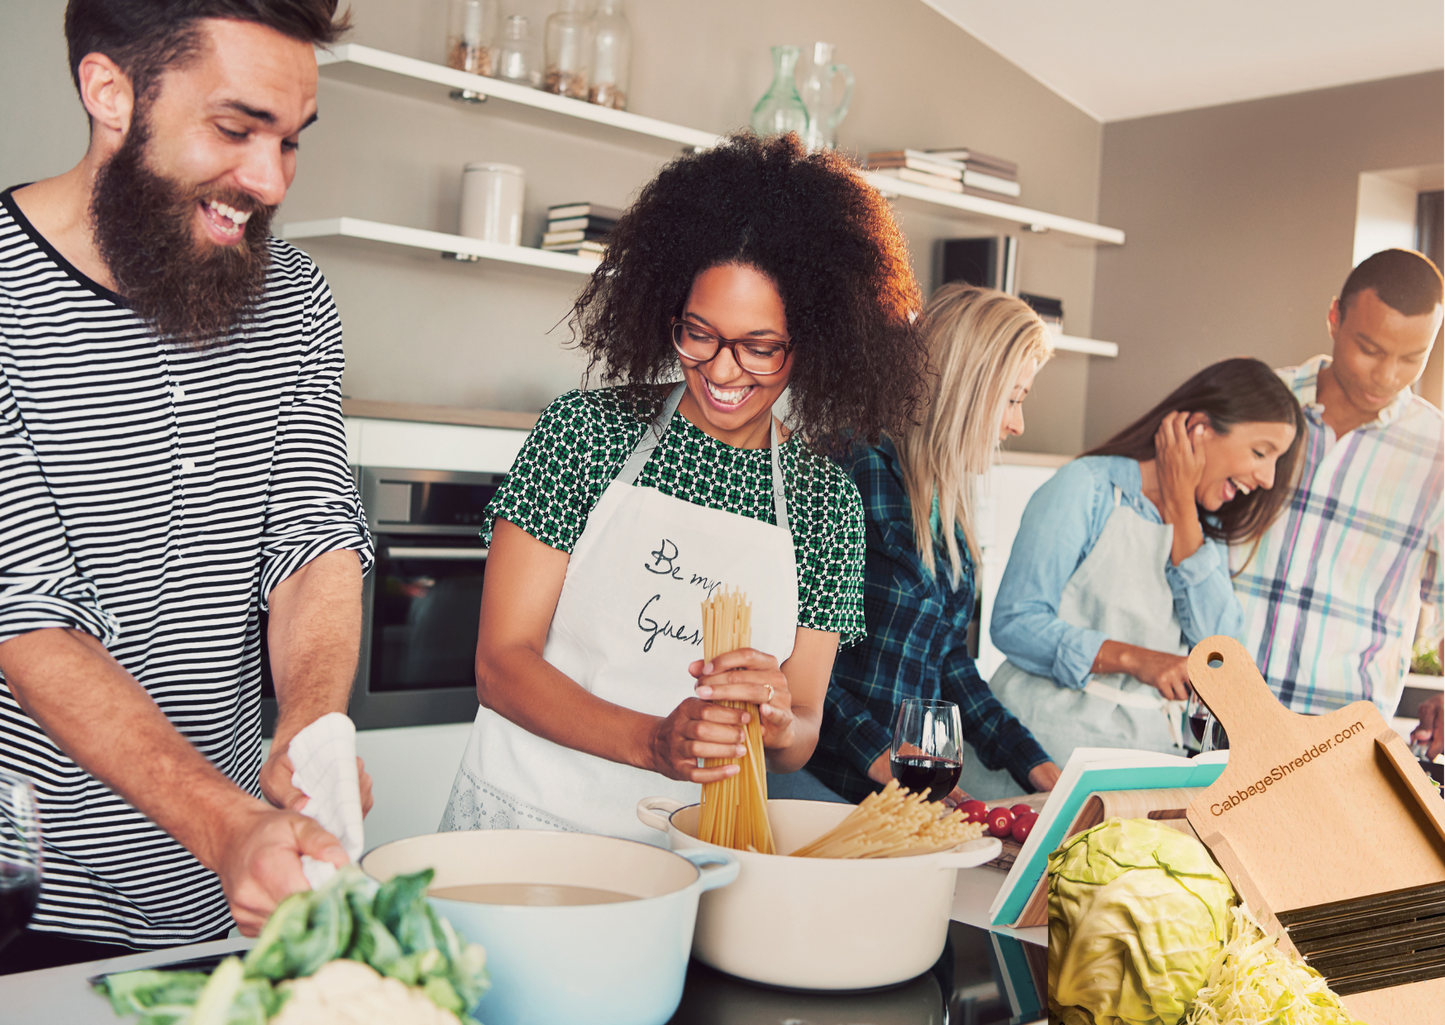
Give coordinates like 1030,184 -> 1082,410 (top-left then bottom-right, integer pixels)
0,188 -> 374,947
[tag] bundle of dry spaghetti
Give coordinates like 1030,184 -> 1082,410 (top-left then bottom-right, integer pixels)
695,587 -> 776,855
790,780 -> 985,859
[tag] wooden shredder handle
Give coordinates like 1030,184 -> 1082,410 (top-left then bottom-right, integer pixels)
1185,636 -> 1283,750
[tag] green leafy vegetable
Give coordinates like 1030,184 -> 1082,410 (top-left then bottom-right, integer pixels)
1048,817 -> 1237,1025
1184,904 -> 1367,1025
95,867 -> 489,1025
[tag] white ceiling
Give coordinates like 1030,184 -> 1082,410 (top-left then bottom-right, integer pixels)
923,0 -> 1445,122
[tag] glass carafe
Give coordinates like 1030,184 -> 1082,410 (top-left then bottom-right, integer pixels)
544,0 -> 592,100
588,0 -> 631,110
749,45 -> 809,140
798,42 -> 854,151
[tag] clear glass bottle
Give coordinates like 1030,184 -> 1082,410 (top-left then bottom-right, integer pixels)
749,45 -> 810,140
588,0 -> 631,110
446,0 -> 498,78
798,42 -> 854,151
543,0 -> 592,100
495,14 -> 538,88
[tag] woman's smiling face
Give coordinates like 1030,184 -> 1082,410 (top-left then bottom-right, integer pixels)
1194,419 -> 1296,511
674,263 -> 794,449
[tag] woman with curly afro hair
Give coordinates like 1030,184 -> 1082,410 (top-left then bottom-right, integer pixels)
441,133 -> 930,842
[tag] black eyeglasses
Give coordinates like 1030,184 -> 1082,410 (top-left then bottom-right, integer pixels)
670,318 -> 792,376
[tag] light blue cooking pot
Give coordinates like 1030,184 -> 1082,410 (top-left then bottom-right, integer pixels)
361,830 -> 738,1025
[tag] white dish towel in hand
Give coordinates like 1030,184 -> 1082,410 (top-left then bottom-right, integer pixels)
288,712 -> 365,888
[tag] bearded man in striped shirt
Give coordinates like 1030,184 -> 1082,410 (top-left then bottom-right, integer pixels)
0,1 -> 375,970
1231,249 -> 1443,731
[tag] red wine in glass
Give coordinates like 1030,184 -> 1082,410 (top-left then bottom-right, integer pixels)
890,755 -> 963,800
0,865 -> 39,949
890,698 -> 964,802
0,771 -> 41,952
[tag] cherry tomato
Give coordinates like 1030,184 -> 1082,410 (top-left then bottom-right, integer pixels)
959,800 -> 988,823
1010,803 -> 1034,818
986,807 -> 1014,838
1011,812 -> 1039,844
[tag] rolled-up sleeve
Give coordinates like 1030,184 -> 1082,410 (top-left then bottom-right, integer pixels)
940,640 -> 1051,790
256,270 -> 374,608
1165,537 -> 1244,645
0,366 -> 119,646
990,460 -> 1108,690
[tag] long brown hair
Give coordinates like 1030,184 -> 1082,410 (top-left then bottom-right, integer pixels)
1084,358 -> 1305,546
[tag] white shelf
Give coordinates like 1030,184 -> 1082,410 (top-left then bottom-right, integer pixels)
316,44 -> 718,157
314,44 -> 1125,247
279,217 -> 599,275
862,173 -> 1125,246
1053,334 -> 1118,357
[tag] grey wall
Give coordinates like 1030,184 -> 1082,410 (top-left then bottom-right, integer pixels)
1088,71 -> 1445,447
1,0 -> 1106,454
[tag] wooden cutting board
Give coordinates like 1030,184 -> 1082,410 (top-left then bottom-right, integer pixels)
1184,636 -> 1445,1024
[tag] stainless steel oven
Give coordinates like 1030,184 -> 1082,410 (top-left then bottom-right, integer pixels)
261,466 -> 505,733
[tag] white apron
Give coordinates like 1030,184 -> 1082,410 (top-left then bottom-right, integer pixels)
440,384 -> 800,844
958,487 -> 1187,798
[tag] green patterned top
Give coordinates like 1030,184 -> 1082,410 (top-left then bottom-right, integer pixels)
487,387 -> 866,643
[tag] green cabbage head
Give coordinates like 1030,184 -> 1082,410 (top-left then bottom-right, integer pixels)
1048,817 -> 1236,1025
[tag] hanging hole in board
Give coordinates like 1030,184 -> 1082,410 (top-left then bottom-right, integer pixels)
1207,652 -> 1224,668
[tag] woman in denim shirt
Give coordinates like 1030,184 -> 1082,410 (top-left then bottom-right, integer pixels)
966,359 -> 1306,791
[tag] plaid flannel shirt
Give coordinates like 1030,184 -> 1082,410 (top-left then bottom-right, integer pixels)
1230,356 -> 1444,716
808,441 -> 1051,803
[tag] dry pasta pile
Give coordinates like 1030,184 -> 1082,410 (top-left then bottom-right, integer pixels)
790,780 -> 986,859
695,588 -> 776,855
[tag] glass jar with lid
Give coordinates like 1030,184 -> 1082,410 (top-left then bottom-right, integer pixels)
543,0 -> 592,100
588,0 -> 631,110
495,14 -> 539,88
446,0 -> 498,77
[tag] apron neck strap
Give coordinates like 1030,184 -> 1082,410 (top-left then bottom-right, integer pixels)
614,382 -> 791,534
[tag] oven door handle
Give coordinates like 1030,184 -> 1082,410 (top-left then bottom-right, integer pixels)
385,546 -> 490,561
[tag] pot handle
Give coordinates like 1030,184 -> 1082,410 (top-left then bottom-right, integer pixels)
677,848 -> 740,893
636,796 -> 685,833
936,836 -> 1003,869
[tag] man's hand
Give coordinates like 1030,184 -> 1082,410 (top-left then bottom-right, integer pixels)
215,803 -> 349,936
260,747 -> 374,816
1411,692 -> 1443,761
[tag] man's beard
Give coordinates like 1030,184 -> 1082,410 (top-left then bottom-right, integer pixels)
90,119 -> 276,349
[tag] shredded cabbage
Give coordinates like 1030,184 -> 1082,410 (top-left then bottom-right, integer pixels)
1183,904 -> 1368,1025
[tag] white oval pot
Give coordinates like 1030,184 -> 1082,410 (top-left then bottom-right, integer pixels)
637,797 -> 1000,990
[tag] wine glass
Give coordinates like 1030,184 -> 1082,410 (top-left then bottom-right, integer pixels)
1184,690 -> 1229,754
890,699 -> 964,802
0,771 -> 41,951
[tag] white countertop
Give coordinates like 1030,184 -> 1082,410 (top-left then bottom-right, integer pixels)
0,937 -> 252,1023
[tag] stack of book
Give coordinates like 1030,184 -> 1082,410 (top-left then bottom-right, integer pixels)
541,202 -> 623,262
865,148 -> 1021,202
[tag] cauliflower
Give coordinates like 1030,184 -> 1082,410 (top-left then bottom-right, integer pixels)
271,960 -> 463,1025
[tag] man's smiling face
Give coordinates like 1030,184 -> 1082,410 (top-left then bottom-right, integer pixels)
89,18 -> 319,346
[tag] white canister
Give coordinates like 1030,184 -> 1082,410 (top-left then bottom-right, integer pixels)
459,162 -> 525,245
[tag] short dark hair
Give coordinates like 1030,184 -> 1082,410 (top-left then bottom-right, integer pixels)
1340,248 -> 1444,318
569,132 -> 928,450
65,0 -> 351,104
1084,357 -> 1306,547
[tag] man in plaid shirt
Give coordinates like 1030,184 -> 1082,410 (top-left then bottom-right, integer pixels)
1231,249 -> 1443,719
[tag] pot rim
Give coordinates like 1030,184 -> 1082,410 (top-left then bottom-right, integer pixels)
636,796 -> 1001,870
360,828 -> 739,905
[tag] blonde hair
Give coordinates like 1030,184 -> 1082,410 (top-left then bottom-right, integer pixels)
891,284 -> 1053,586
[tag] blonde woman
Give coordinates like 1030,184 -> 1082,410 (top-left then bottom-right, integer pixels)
799,284 -> 1063,804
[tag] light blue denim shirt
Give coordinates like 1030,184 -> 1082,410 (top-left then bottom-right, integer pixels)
990,455 -> 1245,690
